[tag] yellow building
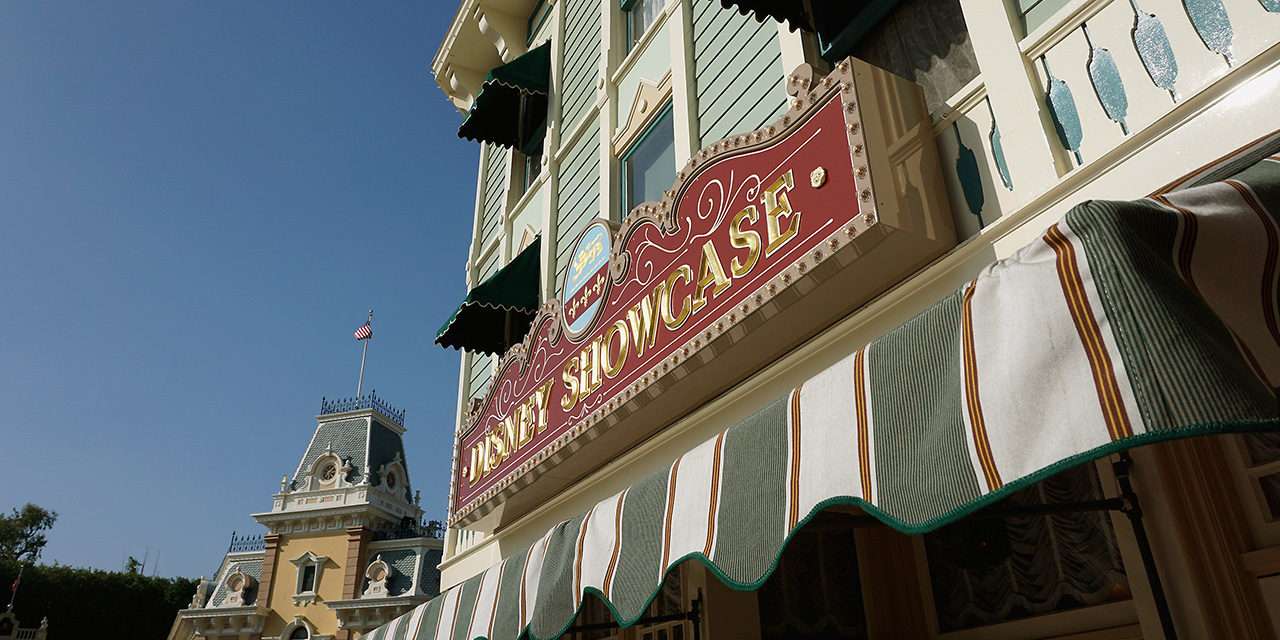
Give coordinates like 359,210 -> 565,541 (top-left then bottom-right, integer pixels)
169,396 -> 443,640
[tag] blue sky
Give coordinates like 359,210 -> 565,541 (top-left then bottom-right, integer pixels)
0,2 -> 477,578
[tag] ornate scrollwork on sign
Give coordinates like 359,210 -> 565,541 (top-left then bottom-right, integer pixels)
448,58 -> 880,525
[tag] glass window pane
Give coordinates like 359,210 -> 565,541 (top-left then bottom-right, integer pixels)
924,464 -> 1130,632
300,564 -> 316,592
624,108 -> 675,216
627,0 -> 662,49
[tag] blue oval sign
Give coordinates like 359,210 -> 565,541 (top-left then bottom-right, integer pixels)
560,220 -> 612,340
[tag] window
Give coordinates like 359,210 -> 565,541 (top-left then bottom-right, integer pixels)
1229,432 -> 1280,547
922,464 -> 1130,633
624,0 -> 663,51
289,627 -> 310,640
621,106 -> 675,218
300,564 -> 316,593
516,148 -> 543,198
757,512 -> 868,640
289,551 -> 328,604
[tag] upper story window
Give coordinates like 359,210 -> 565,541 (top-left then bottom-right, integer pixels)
289,551 -> 328,605
624,0 -> 663,51
300,564 -> 317,592
621,105 -> 676,217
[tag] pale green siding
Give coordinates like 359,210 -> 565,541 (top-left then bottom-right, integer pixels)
479,144 -> 509,250
691,0 -> 787,145
467,353 -> 494,403
555,123 -> 600,290
560,0 -> 601,132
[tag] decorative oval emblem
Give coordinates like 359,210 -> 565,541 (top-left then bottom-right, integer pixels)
560,220 -> 612,341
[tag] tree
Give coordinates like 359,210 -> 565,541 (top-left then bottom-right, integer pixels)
0,504 -> 57,563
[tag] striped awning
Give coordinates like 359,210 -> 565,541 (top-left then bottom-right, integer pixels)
368,148 -> 1280,640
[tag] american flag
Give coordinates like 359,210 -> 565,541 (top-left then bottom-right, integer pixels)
353,321 -> 373,341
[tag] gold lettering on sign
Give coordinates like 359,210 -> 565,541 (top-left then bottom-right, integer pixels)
729,205 -> 761,277
691,241 -> 732,314
662,265 -> 694,331
476,166 -> 809,489
764,171 -> 800,257
465,380 -> 554,486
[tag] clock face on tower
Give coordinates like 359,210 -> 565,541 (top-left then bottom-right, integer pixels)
320,463 -> 337,482
386,472 -> 396,489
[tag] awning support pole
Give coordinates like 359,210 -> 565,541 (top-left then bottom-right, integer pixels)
1113,451 -> 1178,640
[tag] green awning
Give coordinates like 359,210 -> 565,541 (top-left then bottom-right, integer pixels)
371,147 -> 1280,640
435,238 -> 541,356
458,42 -> 551,152
718,0 -> 899,61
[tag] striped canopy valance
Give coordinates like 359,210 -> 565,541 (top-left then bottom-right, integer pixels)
367,147 -> 1280,640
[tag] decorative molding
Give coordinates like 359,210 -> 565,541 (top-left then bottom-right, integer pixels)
612,71 -> 674,154
447,58 -> 906,526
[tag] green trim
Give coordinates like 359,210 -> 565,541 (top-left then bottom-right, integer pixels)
514,418 -> 1280,640
459,42 -> 552,149
435,237 -> 542,355
619,103 -> 674,220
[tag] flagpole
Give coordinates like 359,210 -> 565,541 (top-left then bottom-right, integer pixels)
8,564 -> 22,611
356,309 -> 372,397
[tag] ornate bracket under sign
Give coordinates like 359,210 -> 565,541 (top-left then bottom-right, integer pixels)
448,58 -> 956,527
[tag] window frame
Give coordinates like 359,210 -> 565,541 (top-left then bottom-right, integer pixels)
289,551 -> 329,605
622,0 -> 664,53
619,102 -> 676,220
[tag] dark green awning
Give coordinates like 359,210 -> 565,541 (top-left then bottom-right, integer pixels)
458,42 -> 551,152
718,0 -> 898,61
435,238 -> 541,356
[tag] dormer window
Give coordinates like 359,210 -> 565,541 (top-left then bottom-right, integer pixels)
385,471 -> 397,490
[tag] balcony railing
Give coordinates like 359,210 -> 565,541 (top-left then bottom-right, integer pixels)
320,390 -> 406,427
933,0 -> 1278,242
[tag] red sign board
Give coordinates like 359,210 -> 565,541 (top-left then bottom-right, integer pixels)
451,73 -> 874,522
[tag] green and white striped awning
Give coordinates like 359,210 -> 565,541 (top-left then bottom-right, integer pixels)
367,145 -> 1280,640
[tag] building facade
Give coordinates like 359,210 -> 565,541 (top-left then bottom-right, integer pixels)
168,397 -> 444,640
405,0 -> 1280,639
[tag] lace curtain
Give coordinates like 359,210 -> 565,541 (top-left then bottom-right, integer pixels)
924,464 -> 1130,632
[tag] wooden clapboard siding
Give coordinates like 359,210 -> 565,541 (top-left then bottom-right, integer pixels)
467,352 -> 494,403
555,121 -> 601,290
466,215 -> 498,403
560,0 -> 601,132
479,144 -> 509,251
691,0 -> 787,145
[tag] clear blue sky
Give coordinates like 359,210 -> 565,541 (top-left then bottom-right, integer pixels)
0,2 -> 477,579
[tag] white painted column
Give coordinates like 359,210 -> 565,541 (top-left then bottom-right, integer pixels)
540,1 -> 567,302
598,0 -> 619,221
668,0 -> 699,164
